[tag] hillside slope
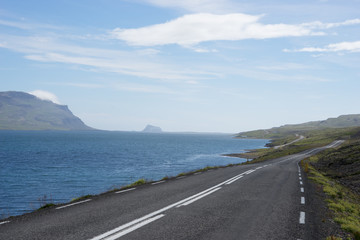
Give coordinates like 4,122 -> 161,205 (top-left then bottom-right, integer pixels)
238,114 -> 360,139
0,91 -> 92,130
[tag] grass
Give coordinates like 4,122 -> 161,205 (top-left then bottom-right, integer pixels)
36,194 -> 55,211
71,194 -> 93,203
239,127 -> 360,239
302,157 -> 360,240
125,178 -> 148,188
236,127 -> 360,165
326,237 -> 343,240
38,203 -> 56,210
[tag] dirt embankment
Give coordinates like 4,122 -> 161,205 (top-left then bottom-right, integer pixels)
313,140 -> 360,195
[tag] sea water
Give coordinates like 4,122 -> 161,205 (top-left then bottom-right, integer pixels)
0,131 -> 268,218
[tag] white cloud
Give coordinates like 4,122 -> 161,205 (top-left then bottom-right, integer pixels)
256,63 -> 310,71
141,0 -> 237,13
54,82 -> 105,89
301,18 -> 360,29
286,41 -> 360,53
29,90 -> 61,104
0,34 -> 215,81
114,82 -> 177,94
111,14 -> 359,47
0,19 -> 62,30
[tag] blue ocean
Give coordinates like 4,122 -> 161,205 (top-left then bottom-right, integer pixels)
0,131 -> 268,218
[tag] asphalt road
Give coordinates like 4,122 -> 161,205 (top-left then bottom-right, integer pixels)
0,140 -> 344,240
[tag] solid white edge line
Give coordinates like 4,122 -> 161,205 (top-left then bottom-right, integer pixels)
176,176 -> 186,179
151,181 -> 165,185
301,197 -> 305,205
299,212 -> 305,224
104,214 -> 165,240
177,187 -> 222,207
56,199 -> 92,210
115,188 -> 136,194
0,221 -> 10,225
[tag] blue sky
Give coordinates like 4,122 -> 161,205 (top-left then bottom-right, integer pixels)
0,0 -> 359,132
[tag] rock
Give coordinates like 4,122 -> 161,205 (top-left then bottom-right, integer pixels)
142,124 -> 162,133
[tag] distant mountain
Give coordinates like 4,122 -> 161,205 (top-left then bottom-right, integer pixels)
142,124 -> 162,133
238,114 -> 360,138
0,91 -> 92,130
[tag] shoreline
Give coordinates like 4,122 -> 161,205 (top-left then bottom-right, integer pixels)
222,148 -> 264,160
0,158 -> 259,221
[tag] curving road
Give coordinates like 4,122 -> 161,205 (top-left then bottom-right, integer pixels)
0,140 -> 344,240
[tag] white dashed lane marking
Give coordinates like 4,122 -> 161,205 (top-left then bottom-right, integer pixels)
115,188 -> 136,194
151,181 -> 166,185
56,199 -> 92,210
299,212 -> 305,224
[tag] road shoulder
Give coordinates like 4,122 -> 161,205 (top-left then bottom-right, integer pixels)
303,167 -> 350,239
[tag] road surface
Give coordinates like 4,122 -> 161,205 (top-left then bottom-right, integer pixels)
0,140 -> 344,240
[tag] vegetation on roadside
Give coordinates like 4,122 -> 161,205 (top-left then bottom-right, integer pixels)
36,194 -> 55,210
232,127 -> 360,164
71,194 -> 93,203
236,114 -> 360,139
301,156 -> 360,240
19,122 -> 360,239
236,125 -> 360,239
125,178 -> 148,188
38,203 -> 56,210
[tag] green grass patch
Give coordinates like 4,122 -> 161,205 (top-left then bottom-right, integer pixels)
326,236 -> 343,240
126,178 -> 147,188
71,194 -> 93,203
238,127 -> 360,165
38,203 -> 55,210
302,158 -> 360,239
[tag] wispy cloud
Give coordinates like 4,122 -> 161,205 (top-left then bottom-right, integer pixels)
29,90 -> 61,104
52,82 -> 105,89
140,0 -> 237,13
0,19 -> 63,30
285,40 -> 360,53
301,19 -> 360,29
111,13 -> 360,47
114,82 -> 177,94
256,63 -> 311,71
0,33 -> 215,81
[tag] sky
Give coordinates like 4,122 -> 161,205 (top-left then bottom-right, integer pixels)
0,0 -> 359,133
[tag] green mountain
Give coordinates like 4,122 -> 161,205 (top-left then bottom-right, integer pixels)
238,114 -> 360,138
0,91 -> 92,130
